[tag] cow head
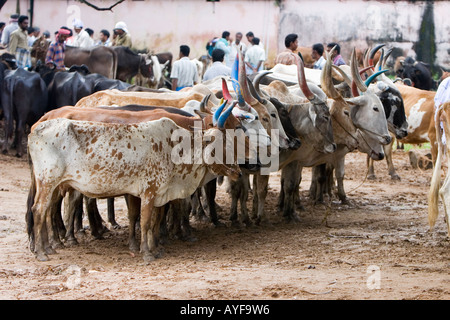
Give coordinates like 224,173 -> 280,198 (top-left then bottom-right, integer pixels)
138,53 -> 155,80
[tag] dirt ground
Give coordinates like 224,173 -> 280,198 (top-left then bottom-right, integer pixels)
0,143 -> 449,301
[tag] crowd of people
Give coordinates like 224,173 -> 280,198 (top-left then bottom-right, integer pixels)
0,13 -> 132,69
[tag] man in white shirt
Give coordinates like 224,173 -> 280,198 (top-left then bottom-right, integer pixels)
72,19 -> 92,48
435,76 -> 450,144
1,14 -> 19,47
312,43 -> 326,70
202,48 -> 231,82
215,31 -> 231,66
244,37 -> 265,75
170,45 -> 199,91
227,32 -> 246,68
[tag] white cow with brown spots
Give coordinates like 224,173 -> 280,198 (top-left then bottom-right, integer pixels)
27,111 -> 244,263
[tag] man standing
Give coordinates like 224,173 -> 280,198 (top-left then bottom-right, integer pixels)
8,15 -> 31,69
170,45 -> 198,91
214,31 -> 231,66
96,29 -> 111,46
112,21 -> 132,48
72,19 -> 92,48
45,27 -> 71,71
1,14 -> 19,47
202,49 -> 231,82
227,32 -> 246,68
244,37 -> 265,75
312,43 -> 326,70
275,33 -> 299,66
327,42 -> 346,66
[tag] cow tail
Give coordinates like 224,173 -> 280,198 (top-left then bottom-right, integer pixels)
427,104 -> 445,230
25,150 -> 36,250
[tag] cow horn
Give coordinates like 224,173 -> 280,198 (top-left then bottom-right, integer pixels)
230,52 -> 247,109
247,76 -> 266,104
382,48 -> 393,70
364,69 -> 389,87
369,44 -> 385,69
200,94 -> 211,112
221,78 -> 233,101
213,99 -> 228,126
253,70 -> 272,99
321,46 -> 340,99
238,47 -> 258,106
217,101 -> 237,129
351,48 -> 367,95
296,53 -> 317,101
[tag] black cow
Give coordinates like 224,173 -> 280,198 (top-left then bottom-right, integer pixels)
1,68 -> 48,157
112,46 -> 154,82
396,56 -> 434,90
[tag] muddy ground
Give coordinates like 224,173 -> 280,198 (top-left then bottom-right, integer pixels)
0,144 -> 449,301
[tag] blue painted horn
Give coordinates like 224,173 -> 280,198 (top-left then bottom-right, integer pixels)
218,101 -> 237,129
364,69 -> 389,87
213,99 -> 228,126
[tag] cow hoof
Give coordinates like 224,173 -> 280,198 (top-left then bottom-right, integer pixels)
142,253 -> 156,264
367,174 -> 376,180
65,238 -> 79,247
129,242 -> 139,253
1,149 -> 7,155
45,246 -> 57,255
111,223 -> 121,230
36,252 -> 49,262
50,241 -> 64,250
391,174 -> 401,181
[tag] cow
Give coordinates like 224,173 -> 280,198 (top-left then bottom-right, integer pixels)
367,82 -> 436,181
112,46 -> 155,83
64,46 -> 118,79
26,103 -> 251,262
428,101 -> 450,237
273,48 -> 390,213
394,56 -> 434,91
1,68 -> 48,157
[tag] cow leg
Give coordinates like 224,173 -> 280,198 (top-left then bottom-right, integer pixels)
254,173 -> 269,226
239,172 -> 250,226
126,195 -> 141,252
310,164 -> 327,204
190,189 -> 206,222
140,193 -> 156,263
1,90 -> 12,155
228,178 -> 241,225
32,185 -> 59,261
13,119 -> 25,158
48,194 -> 64,249
84,196 -> 108,239
63,190 -> 82,246
203,179 -> 223,226
334,158 -> 348,204
150,206 -> 165,258
281,161 -> 301,222
107,197 -> 121,229
367,155 -> 376,180
384,142 -> 400,180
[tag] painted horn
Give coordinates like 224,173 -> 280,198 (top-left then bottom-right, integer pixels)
253,70 -> 272,99
230,52 -> 247,108
221,78 -> 233,101
213,99 -> 228,126
351,48 -> 367,95
364,69 -> 389,87
296,53 -> 316,101
218,101 -> 237,129
238,47 -> 258,106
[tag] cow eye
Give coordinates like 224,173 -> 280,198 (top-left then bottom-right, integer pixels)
270,113 -> 277,118
374,107 -> 379,112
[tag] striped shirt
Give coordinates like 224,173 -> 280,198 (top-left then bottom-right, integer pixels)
45,40 -> 66,70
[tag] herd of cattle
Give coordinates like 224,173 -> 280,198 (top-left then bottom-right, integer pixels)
0,42 -> 448,263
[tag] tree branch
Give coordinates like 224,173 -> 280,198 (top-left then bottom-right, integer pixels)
77,0 -> 125,12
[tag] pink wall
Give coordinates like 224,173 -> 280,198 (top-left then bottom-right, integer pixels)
1,0 -> 449,68
1,0 -> 281,64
